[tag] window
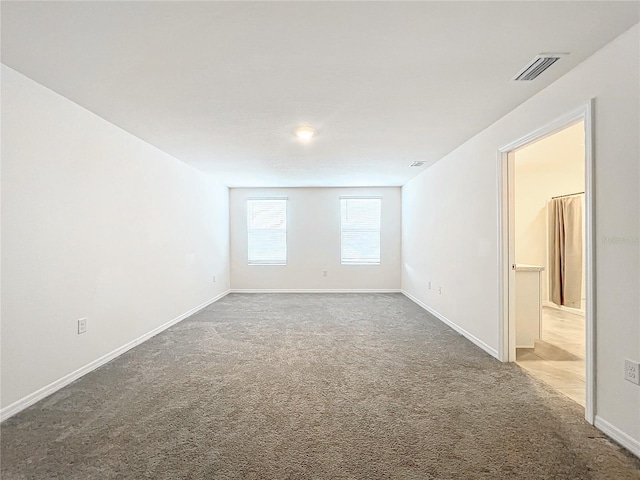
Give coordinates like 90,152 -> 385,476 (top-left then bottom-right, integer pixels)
247,198 -> 287,265
340,197 -> 381,265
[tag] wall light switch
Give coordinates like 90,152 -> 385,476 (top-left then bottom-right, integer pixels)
428,281 -> 431,289
78,318 -> 87,335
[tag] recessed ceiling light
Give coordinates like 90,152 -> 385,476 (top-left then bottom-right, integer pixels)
295,125 -> 315,140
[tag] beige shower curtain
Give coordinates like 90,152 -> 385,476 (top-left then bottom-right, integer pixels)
549,196 -> 582,308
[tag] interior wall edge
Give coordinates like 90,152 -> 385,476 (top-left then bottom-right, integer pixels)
401,290 -> 499,359
0,290 -> 231,423
1,65 -> 232,409
400,24 -> 639,444
594,416 -> 640,459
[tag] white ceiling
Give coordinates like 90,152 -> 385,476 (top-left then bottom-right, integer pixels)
2,2 -> 638,187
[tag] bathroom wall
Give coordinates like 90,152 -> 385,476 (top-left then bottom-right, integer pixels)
514,121 -> 585,308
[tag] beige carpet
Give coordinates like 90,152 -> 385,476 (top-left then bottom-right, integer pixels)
1,293 -> 639,479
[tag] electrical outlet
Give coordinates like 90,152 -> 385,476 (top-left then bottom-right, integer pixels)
322,270 -> 328,277
78,318 -> 87,335
428,281 -> 431,290
625,359 -> 640,385
438,287 -> 442,295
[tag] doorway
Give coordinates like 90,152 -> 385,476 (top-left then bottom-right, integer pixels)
498,103 -> 595,423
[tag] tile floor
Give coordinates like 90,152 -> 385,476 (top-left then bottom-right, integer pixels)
516,306 -> 585,407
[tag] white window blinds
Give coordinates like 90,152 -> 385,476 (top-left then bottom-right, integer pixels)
247,199 -> 287,265
340,197 -> 381,265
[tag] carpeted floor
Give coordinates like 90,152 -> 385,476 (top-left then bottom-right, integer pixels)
2,293 -> 639,479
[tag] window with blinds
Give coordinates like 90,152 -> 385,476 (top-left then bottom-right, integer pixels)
247,198 -> 287,265
340,197 -> 381,265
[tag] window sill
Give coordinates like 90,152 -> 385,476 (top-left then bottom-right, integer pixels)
341,263 -> 381,266
248,264 -> 287,266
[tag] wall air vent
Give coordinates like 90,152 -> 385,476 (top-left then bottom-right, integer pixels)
410,161 -> 425,167
512,53 -> 568,81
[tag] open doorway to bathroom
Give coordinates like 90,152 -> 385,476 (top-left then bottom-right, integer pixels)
512,121 -> 586,408
498,103 -> 595,422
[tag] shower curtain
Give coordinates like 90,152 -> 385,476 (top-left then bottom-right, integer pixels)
549,196 -> 582,308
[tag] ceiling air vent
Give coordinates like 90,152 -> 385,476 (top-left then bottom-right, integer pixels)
410,161 -> 425,167
512,53 -> 568,81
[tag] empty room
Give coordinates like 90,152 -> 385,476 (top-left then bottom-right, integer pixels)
1,1 -> 639,478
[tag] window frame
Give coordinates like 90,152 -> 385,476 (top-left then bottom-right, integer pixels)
246,197 -> 288,266
339,196 -> 382,266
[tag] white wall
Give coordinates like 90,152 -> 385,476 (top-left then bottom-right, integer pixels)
514,121 -> 585,306
1,66 -> 231,411
402,25 -> 639,447
230,188 -> 401,290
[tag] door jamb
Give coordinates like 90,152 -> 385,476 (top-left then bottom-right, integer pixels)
496,100 -> 596,424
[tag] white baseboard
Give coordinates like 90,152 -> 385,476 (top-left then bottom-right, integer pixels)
594,416 -> 640,458
0,289 -> 230,423
230,289 -> 401,293
401,290 -> 499,359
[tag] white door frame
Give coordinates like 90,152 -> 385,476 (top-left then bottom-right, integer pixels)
496,100 -> 596,424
